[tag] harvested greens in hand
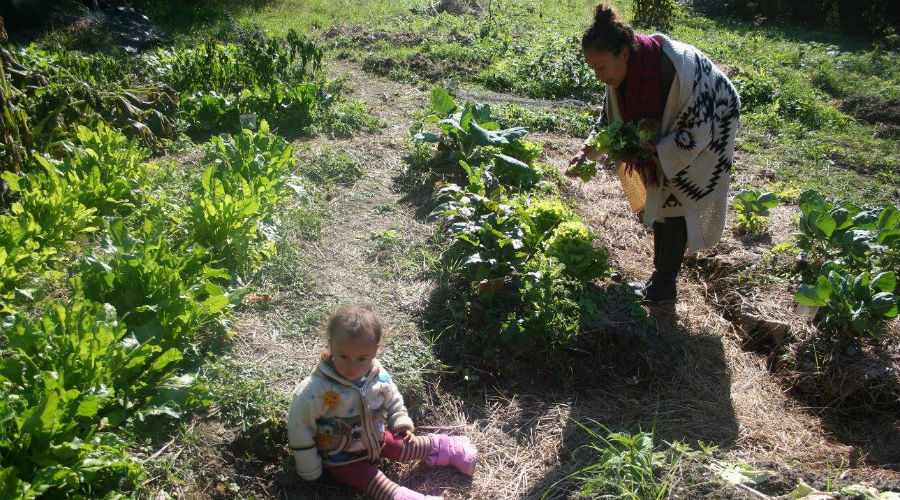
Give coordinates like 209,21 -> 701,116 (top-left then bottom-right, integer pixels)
568,159 -> 597,181
587,119 -> 655,162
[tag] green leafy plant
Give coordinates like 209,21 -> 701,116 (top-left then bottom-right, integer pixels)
433,179 -> 529,282
733,189 -> 778,234
0,299 -> 203,499
0,166 -> 97,311
44,123 -> 151,217
561,423 -> 686,500
414,86 -> 529,165
500,254 -> 585,350
201,121 -> 297,220
145,33 -> 321,95
795,190 -> 899,272
522,198 -> 578,246
587,119 -> 656,162
179,84 -> 321,138
74,218 -> 232,349
544,221 -> 609,280
567,159 -> 598,182
187,166 -> 276,276
795,266 -> 898,337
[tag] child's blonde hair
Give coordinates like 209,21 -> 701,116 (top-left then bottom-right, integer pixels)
322,304 -> 384,357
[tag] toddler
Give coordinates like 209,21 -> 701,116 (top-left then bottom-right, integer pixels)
287,304 -> 477,500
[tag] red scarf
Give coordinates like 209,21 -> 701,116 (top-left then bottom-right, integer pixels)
616,34 -> 662,186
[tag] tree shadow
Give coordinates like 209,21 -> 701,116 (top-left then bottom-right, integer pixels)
691,12 -> 890,55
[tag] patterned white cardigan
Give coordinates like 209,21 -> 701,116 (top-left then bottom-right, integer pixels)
587,34 -> 741,252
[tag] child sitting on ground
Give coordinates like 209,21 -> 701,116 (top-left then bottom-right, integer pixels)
287,304 -> 477,500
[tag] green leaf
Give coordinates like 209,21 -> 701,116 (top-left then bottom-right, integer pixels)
796,284 -> 827,306
0,467 -> 27,500
871,292 -> 898,318
430,86 -> 457,116
493,154 -> 530,172
21,389 -> 60,439
811,211 -> 837,238
413,132 -> 441,143
871,272 -> 897,294
31,466 -> 78,495
877,206 -> 900,231
798,190 -> 827,216
758,192 -> 778,209
1,171 -> 21,191
202,294 -> 230,315
75,396 -> 102,419
149,349 -> 183,373
469,121 -> 528,147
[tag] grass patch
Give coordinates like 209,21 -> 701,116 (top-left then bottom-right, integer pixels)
297,146 -> 364,188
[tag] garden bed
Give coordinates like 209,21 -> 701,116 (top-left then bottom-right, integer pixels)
687,205 -> 900,465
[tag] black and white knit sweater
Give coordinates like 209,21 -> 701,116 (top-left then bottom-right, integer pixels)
586,34 -> 741,251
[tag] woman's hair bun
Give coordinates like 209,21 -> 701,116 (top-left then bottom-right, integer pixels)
582,3 -> 633,54
593,3 -> 618,28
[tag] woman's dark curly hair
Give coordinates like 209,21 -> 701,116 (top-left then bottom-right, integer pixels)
582,3 -> 635,55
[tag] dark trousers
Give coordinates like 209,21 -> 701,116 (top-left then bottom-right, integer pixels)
651,216 -> 687,286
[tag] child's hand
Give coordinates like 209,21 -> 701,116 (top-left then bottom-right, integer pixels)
395,427 -> 415,441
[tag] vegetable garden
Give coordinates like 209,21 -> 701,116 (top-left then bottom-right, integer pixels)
1,1 -> 899,499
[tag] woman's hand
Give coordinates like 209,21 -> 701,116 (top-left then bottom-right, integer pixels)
566,145 -> 597,178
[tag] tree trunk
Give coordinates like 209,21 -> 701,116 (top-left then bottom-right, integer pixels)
838,0 -> 872,35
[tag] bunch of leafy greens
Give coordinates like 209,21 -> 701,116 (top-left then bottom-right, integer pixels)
587,119 -> 655,162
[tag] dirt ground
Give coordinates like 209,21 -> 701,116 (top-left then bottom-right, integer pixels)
157,59 -> 900,500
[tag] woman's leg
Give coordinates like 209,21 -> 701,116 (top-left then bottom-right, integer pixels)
643,216 -> 686,303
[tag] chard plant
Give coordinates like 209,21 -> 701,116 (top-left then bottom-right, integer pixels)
74,218 -> 233,349
1,166 -> 97,312
187,166 -> 276,276
414,86 -> 529,165
796,266 -> 899,337
796,189 -> 900,270
732,189 -> 778,234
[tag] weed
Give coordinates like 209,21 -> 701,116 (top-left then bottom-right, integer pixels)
732,189 -> 778,235
561,422 -> 687,500
300,147 -> 364,187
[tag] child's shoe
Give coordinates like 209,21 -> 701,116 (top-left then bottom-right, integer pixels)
394,486 -> 443,500
426,434 -> 477,476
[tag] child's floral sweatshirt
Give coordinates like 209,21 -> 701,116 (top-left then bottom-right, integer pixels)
287,357 -> 415,480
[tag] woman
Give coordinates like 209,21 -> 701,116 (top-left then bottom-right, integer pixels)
568,4 -> 740,304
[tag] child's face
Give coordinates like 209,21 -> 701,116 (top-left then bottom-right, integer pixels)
329,329 -> 379,381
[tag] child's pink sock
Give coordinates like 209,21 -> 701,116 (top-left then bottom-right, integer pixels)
425,434 -> 478,476
394,486 -> 443,500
